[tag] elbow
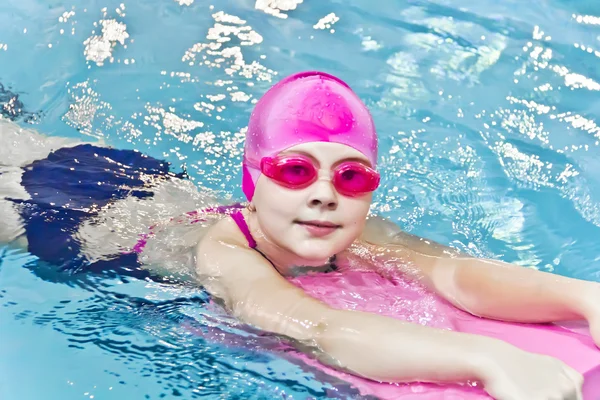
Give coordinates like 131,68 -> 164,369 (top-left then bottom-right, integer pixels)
310,309 -> 363,355
427,260 -> 483,316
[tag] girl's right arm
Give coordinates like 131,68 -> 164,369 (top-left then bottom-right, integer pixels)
195,219 -> 584,399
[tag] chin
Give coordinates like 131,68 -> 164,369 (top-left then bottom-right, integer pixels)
290,242 -> 340,266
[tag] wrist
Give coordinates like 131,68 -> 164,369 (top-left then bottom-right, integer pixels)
463,336 -> 512,384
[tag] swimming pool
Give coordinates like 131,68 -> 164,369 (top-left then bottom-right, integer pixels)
1,0 -> 600,398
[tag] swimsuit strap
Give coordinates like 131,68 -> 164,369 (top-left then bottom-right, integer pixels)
230,210 -> 337,274
230,211 -> 285,274
230,210 -> 257,249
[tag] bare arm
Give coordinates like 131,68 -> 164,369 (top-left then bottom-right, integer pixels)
361,217 -> 596,324
194,219 -> 505,385
193,218 -> 586,398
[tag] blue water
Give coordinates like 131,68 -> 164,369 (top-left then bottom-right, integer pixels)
2,0 -> 600,398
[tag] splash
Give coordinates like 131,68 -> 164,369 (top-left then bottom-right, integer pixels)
355,28 -> 382,51
144,104 -> 205,143
313,13 -> 339,31
255,0 -> 303,19
84,17 -> 130,66
57,7 -> 77,36
573,13 -> 600,25
62,80 -> 112,138
182,11 -> 274,82
58,10 -> 76,23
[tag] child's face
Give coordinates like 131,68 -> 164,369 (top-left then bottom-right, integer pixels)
252,142 -> 374,265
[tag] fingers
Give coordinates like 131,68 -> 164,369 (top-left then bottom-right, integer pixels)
562,366 -> 584,400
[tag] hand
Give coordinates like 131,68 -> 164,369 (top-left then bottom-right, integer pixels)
479,343 -> 584,400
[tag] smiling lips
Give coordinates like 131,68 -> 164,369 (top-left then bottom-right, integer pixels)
295,220 -> 341,237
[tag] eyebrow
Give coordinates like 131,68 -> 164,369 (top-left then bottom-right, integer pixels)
280,150 -> 371,167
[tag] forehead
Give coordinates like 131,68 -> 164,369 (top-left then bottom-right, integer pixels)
282,142 -> 370,165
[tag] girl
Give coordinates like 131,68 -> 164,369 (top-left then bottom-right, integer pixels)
193,71 -> 600,400
2,71 -> 600,399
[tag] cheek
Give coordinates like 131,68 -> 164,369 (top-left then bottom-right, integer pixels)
340,195 -> 371,221
337,197 -> 371,237
258,180 -> 305,214
253,179 -> 304,238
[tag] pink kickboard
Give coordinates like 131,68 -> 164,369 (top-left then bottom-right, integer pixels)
287,270 -> 600,399
196,269 -> 600,399
292,317 -> 600,399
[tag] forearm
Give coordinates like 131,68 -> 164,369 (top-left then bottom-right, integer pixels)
423,254 -> 592,322
230,280 -> 496,384
316,308 -> 501,384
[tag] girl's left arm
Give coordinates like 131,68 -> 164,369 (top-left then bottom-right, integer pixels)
361,217 -> 600,343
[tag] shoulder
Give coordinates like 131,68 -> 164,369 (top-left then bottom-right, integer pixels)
198,213 -> 250,251
194,212 -> 300,313
196,215 -> 250,267
195,213 -> 271,279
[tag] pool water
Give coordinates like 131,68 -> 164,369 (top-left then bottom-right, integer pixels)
1,0 -> 600,398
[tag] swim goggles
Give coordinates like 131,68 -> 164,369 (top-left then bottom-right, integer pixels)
256,154 -> 380,197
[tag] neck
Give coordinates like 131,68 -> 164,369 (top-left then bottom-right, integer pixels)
242,208 -> 332,274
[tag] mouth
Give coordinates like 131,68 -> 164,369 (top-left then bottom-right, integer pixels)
295,220 -> 341,229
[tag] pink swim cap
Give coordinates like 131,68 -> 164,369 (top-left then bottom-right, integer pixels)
242,71 -> 378,201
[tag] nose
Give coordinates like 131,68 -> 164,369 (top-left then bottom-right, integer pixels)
307,177 -> 338,210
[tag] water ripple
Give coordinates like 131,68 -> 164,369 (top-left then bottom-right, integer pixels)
2,0 -> 600,397
1,267 -> 365,399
